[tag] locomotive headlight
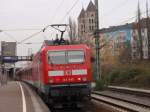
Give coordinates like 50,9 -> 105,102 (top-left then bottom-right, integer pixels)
48,71 -> 64,76
49,79 -> 54,83
77,77 -> 81,81
72,69 -> 87,75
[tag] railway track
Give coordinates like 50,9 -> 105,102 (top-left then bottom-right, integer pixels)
108,86 -> 150,97
91,87 -> 150,112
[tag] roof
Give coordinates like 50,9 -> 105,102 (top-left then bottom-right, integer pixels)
99,23 -> 133,33
86,1 -> 96,12
44,44 -> 89,51
78,8 -> 85,18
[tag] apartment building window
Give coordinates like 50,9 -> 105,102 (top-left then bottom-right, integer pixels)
89,19 -> 91,23
81,25 -> 84,29
92,19 -> 94,23
133,53 -> 136,58
89,26 -> 91,31
82,19 -> 85,23
92,26 -> 94,30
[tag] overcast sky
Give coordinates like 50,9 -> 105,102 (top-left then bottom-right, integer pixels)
0,0 -> 148,57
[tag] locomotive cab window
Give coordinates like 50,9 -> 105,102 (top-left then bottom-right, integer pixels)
48,50 -> 85,64
68,50 -> 85,63
48,51 -> 66,64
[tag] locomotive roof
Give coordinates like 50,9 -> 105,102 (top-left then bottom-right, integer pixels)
42,44 -> 89,50
38,40 -> 89,51
34,40 -> 90,59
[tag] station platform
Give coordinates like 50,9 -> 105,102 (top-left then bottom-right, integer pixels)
0,81 -> 50,112
108,86 -> 150,94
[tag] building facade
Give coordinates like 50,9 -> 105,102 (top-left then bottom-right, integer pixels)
86,19 -> 150,64
99,19 -> 150,64
99,24 -> 133,64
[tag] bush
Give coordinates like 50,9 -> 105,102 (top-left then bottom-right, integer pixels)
107,68 -> 141,84
107,70 -> 120,83
101,62 -> 150,88
118,69 -> 140,83
134,74 -> 150,86
143,75 -> 150,86
94,79 -> 106,91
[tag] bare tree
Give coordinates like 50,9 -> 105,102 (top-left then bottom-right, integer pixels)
68,17 -> 78,43
146,0 -> 150,60
137,2 -> 143,60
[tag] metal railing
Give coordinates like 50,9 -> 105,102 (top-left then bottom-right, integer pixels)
1,56 -> 32,63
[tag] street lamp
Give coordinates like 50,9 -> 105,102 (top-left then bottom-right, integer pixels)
0,31 -> 4,81
94,0 -> 101,80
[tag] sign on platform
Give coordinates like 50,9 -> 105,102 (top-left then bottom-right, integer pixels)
1,41 -> 17,56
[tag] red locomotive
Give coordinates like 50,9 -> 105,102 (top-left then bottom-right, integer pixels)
16,25 -> 92,107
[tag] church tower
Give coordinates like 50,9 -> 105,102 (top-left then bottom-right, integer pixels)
78,1 -> 97,40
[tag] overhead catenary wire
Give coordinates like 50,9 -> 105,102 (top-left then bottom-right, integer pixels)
109,0 -> 145,17
2,28 -> 41,31
39,0 -> 66,41
60,0 -> 79,23
18,42 -> 43,45
17,25 -> 67,44
101,0 -> 147,28
4,1 -> 145,45
50,0 -> 65,23
19,30 -> 43,44
15,0 -> 79,42
103,0 -> 130,16
43,0 -> 65,39
0,27 -> 45,44
44,0 -> 79,40
2,32 -> 17,42
113,8 -> 150,27
46,0 -> 79,40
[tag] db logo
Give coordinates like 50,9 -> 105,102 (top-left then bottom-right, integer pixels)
65,70 -> 71,75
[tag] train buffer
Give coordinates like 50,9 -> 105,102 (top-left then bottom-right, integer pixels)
0,81 -> 50,112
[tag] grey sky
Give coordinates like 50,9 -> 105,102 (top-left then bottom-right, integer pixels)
0,0 -> 148,56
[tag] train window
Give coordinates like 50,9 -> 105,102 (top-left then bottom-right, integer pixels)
68,50 -> 85,63
48,51 -> 66,64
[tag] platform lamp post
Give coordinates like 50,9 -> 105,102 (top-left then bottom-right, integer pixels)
0,30 -> 5,82
1,41 -> 7,81
0,30 -> 3,74
95,0 -> 101,80
0,30 -> 2,63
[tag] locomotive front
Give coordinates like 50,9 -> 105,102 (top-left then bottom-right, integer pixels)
43,44 -> 92,106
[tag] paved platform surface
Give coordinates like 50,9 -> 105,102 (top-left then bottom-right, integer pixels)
0,81 -> 50,112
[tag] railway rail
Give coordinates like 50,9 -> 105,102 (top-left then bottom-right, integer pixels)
91,86 -> 150,112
